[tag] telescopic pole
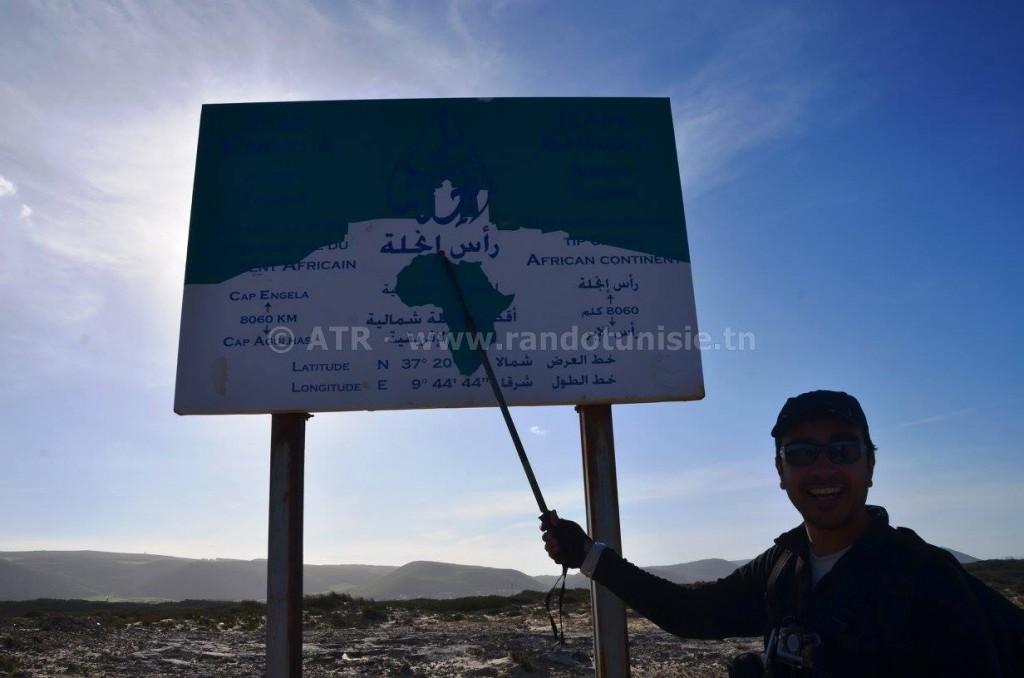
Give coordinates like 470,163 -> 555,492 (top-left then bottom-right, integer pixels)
439,253 -> 629,672
438,253 -> 550,523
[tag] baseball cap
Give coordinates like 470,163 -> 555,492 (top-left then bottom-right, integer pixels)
771,390 -> 870,441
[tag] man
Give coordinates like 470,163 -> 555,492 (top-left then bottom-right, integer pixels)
542,390 -> 1004,676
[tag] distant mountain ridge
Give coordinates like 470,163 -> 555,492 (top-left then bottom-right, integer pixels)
0,547 -> 985,602
353,561 -> 544,600
942,548 -> 978,564
0,551 -> 394,602
533,558 -> 744,591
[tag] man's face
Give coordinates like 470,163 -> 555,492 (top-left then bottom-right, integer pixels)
775,415 -> 874,532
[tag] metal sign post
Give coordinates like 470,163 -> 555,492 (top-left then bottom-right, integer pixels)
578,404 -> 630,677
267,413 -> 307,678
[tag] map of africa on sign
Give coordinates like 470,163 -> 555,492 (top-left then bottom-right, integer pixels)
174,98 -> 703,414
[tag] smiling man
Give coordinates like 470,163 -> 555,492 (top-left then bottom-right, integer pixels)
772,392 -> 876,564
542,390 -> 1009,677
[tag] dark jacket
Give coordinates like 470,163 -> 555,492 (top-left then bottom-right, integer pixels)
591,507 -> 1003,676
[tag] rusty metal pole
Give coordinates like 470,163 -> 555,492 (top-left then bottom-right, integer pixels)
577,404 -> 630,677
267,413 -> 306,678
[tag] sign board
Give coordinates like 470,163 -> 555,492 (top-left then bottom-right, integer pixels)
175,98 -> 702,414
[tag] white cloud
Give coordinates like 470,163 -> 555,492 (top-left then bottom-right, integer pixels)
529,426 -> 547,436
618,462 -> 777,505
880,398 -> 1024,432
19,204 -> 32,218
0,0 -> 509,391
669,8 -> 828,196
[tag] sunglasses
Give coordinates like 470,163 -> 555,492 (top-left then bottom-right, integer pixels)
779,439 -> 865,467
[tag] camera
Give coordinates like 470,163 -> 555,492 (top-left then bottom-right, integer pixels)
766,623 -> 821,669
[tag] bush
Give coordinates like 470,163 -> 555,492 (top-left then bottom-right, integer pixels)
304,592 -> 353,612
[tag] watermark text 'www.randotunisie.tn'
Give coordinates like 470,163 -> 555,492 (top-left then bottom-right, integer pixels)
264,325 -> 755,354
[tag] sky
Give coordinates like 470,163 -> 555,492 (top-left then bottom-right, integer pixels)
1,1 -> 1022,578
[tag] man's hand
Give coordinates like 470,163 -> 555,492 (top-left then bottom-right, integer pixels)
541,510 -> 593,569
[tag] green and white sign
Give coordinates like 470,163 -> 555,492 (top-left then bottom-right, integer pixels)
174,98 -> 702,414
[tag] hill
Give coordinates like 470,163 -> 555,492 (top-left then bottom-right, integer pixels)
0,559 -> 95,600
533,558 -> 743,591
944,548 -> 979,564
304,563 -> 397,594
0,551 -> 190,595
0,548 -> 1000,603
646,558 -> 741,584
351,561 -> 545,600
0,551 -> 395,602
965,558 -> 1024,602
534,572 -> 590,590
139,559 -> 268,600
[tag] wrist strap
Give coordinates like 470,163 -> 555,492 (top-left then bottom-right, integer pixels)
544,564 -> 569,644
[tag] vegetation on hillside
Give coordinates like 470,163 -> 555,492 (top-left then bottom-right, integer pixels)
0,560 -> 1017,631
0,588 -> 593,630
965,558 -> 1024,602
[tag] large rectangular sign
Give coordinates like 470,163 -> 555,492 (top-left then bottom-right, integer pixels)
175,98 -> 703,414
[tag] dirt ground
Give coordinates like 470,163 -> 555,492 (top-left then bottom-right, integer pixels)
0,601 -> 761,677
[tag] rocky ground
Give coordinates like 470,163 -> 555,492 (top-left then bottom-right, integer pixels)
0,596 -> 761,677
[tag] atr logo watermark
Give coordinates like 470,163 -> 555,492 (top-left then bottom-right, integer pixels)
266,326 -> 371,354
266,325 -> 755,354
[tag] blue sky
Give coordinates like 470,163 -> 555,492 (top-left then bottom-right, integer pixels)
1,1 -> 1022,576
